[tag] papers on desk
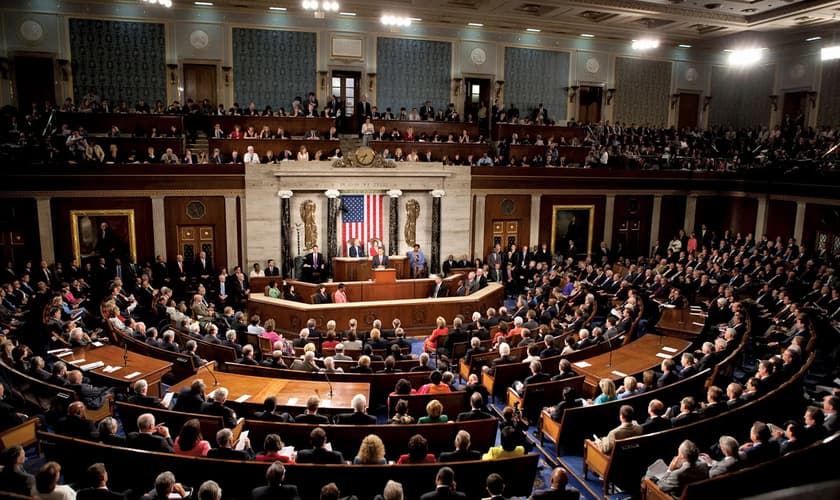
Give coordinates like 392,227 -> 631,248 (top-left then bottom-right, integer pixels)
235,430 -> 249,451
79,361 -> 105,371
68,358 -> 86,364
661,304 -> 676,309
280,446 -> 295,457
690,312 -> 707,317
235,394 -> 251,403
611,370 -> 628,378
48,348 -> 72,355
102,365 -> 122,373
574,361 -> 592,368
655,352 -> 672,359
124,371 -> 142,379
162,392 -> 174,407
692,322 -> 705,327
92,341 -> 104,347
661,347 -> 678,353
646,459 -> 669,481
55,350 -> 73,358
286,397 -> 299,405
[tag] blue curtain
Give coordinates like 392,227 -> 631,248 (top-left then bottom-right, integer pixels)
232,28 -> 317,111
614,58 -> 671,127
710,65 -> 773,129
819,60 -> 840,128
503,47 -> 569,122
69,19 -> 166,106
376,37 -> 452,114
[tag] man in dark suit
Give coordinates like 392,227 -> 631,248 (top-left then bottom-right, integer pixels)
430,275 -> 449,298
264,259 -> 281,276
173,379 -> 206,413
200,387 -> 238,429
294,396 -> 330,424
33,260 -> 54,289
55,401 -> 99,440
126,379 -> 165,408
126,413 -> 174,453
529,467 -> 580,500
419,466 -> 467,499
207,428 -> 255,460
641,399 -> 672,434
371,247 -> 389,269
456,393 -> 494,421
302,245 -> 326,282
657,359 -> 679,388
420,101 -> 435,121
76,463 -> 128,500
169,254 -> 188,299
348,238 -> 365,258
334,394 -> 376,424
296,427 -> 345,464
738,422 -> 779,467
438,430 -> 482,462
67,370 -> 112,410
250,462 -> 300,500
0,445 -> 35,497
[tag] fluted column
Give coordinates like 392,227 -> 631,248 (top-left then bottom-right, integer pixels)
325,190 -> 341,273
430,190 -> 446,274
36,197 -> 55,264
387,189 -> 402,256
278,190 -> 293,278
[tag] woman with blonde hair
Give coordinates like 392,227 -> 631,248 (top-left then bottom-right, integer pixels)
354,434 -> 387,464
423,316 -> 449,353
617,376 -> 643,399
418,399 -> 448,423
592,378 -> 617,405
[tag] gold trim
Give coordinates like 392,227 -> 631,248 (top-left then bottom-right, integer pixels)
550,204 -> 595,257
70,209 -> 137,264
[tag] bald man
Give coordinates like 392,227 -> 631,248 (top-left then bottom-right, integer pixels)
529,467 -> 580,499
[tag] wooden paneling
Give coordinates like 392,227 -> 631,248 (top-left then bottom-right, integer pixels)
766,199 -> 797,241
0,199 -> 40,265
696,196 -> 758,238
483,195 -> 532,255
677,93 -> 700,129
803,203 -> 840,247
211,116 -> 334,137
370,141 -> 489,162
612,195 -> 653,258
658,195 -> 686,246
164,197 -> 228,270
496,124 -> 586,142
50,197 -> 154,265
507,145 -> 589,164
538,195 -> 606,257
55,112 -> 183,135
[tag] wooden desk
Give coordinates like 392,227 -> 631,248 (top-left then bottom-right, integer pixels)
508,144 -> 589,164
247,282 -> 504,331
60,344 -> 172,397
211,116 -> 335,137
570,335 -> 692,397
369,141 -> 489,162
208,138 -> 339,158
167,364 -> 368,413
250,274 -> 461,304
373,268 -> 396,283
656,307 -> 705,338
372,119 -> 479,139
495,123 -> 586,142
56,112 -> 184,135
332,256 -> 409,281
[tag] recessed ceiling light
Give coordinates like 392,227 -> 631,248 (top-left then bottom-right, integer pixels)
526,28 -> 541,32
632,39 -> 659,50
269,6 -> 287,10
679,44 -> 692,48
822,46 -> 840,61
410,17 -> 422,21
580,33 -> 595,38
194,1 -> 213,5
339,11 -> 356,15
806,36 -> 821,42
468,22 -> 484,27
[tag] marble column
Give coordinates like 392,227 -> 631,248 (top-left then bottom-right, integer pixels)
684,195 -> 698,233
151,196 -> 167,259
529,194 -> 541,247
36,197 -> 55,264
603,194 -> 616,247
793,201 -> 807,244
755,197 -> 768,238
650,195 -> 663,252
473,194 -> 486,257
325,190 -> 341,273
224,196 -> 239,270
430,190 -> 445,274
278,190 -> 293,278
387,189 -> 402,256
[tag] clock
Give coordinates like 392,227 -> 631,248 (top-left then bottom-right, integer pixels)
355,146 -> 376,166
20,20 -> 44,42
470,47 -> 487,66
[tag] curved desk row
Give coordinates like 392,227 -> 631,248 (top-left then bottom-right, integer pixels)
247,282 -> 504,332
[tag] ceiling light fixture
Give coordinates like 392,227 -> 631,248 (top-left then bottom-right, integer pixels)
194,1 -> 213,5
269,6 -> 287,10
339,11 -> 356,16
632,39 -> 659,50
410,17 -> 422,22
302,0 -> 339,18
381,15 -> 412,26
822,46 -> 840,61
580,33 -> 595,38
468,22 -> 484,27
526,28 -> 541,32
806,36 -> 821,42
727,47 -> 766,66
678,44 -> 692,48
143,0 -> 173,7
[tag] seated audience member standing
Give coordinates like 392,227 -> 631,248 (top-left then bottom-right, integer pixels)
397,434 -> 436,464
296,427 -> 345,464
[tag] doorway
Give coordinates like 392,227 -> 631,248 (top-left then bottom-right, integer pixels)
332,70 -> 361,133
14,56 -> 55,111
464,77 -> 491,136
578,86 -> 602,124
491,219 -> 520,250
677,93 -> 700,129
782,91 -> 808,128
183,64 -> 218,107
177,225 -> 215,266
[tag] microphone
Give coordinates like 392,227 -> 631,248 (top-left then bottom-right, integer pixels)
202,361 -> 220,386
123,341 -> 129,368
322,370 -> 334,399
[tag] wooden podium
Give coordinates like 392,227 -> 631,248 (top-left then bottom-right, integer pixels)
373,268 -> 397,283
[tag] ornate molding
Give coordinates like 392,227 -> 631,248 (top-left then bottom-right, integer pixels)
278,190 -> 294,199
386,189 -> 403,198
324,189 -> 341,199
430,189 -> 446,198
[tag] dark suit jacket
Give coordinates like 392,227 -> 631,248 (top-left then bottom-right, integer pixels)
77,488 -> 128,500
456,409 -> 494,421
348,246 -> 365,258
303,252 -> 326,271
207,446 -> 255,460
201,401 -> 238,428
251,484 -> 301,500
334,411 -> 376,425
430,283 -> 449,298
529,487 -> 581,500
641,416 -> 672,434
295,447 -> 345,464
127,394 -> 163,408
372,254 -> 389,269
420,486 -> 467,499
264,266 -> 281,276
438,449 -> 482,462
293,413 -> 330,424
126,432 -> 175,453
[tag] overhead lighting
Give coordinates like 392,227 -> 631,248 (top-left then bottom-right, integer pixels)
632,39 -> 659,50
468,22 -> 484,27
580,33 -> 595,38
822,46 -> 840,61
381,15 -> 411,26
410,17 -> 422,22
806,36 -> 821,42
727,48 -> 765,66
526,28 -> 541,32
678,44 -> 692,48
269,6 -> 287,10
339,11 -> 356,15
194,1 -> 213,5
143,0 -> 173,7
302,1 -> 339,11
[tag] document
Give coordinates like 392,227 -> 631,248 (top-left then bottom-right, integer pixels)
611,370 -> 628,377
655,352 -> 672,359
235,394 -> 251,403
80,361 -> 105,371
124,371 -> 142,379
162,392 -> 175,407
235,430 -> 249,451
56,351 -> 73,358
574,361 -> 592,368
661,347 -> 678,353
286,397 -> 299,405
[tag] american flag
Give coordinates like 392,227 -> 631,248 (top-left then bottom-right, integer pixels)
341,194 -> 383,255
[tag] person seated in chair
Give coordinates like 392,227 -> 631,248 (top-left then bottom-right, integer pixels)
296,427 -> 345,463
333,394 -> 376,425
127,379 -> 166,408
207,427 -> 254,460
127,413 -> 174,453
200,387 -> 238,429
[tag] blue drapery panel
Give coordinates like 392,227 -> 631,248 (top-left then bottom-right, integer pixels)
614,58 -> 671,127
232,28 -> 317,111
503,47 -> 569,123
710,65 -> 774,129
376,37 -> 452,114
818,60 -> 840,128
69,19 -> 166,106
